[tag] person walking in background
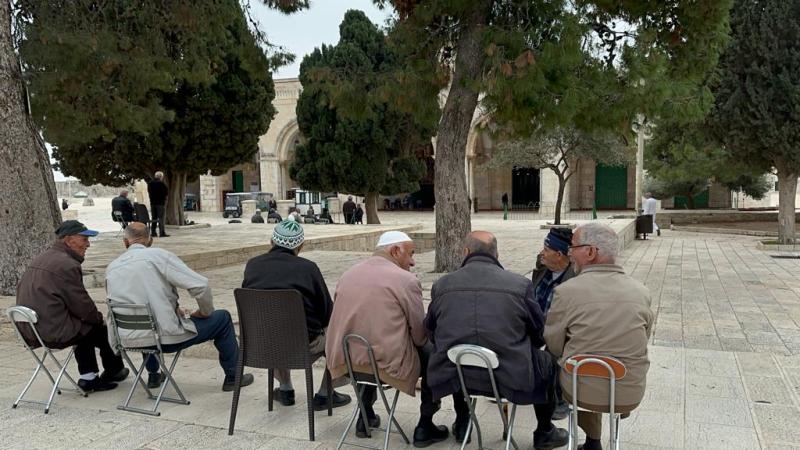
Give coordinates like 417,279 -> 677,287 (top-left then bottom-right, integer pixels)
502,192 -> 509,220
354,204 -> 364,224
147,171 -> 169,238
343,196 -> 356,224
61,198 -> 69,211
642,192 -> 660,236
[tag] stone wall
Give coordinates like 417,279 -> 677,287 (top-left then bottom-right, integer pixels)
657,210 -> 800,227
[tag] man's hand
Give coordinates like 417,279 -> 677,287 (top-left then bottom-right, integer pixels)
190,309 -> 210,319
175,306 -> 190,319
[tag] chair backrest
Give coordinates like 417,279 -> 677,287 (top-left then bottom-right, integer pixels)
564,354 -> 627,380
233,288 -> 312,370
6,306 -> 46,349
134,203 -> 150,223
107,301 -> 161,350
447,344 -> 499,369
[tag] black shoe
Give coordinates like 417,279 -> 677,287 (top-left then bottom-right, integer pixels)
222,373 -> 254,392
552,400 -> 570,421
78,377 -> 118,393
533,426 -> 569,449
159,234 -> 170,237
100,367 -> 129,383
312,391 -> 351,411
147,372 -> 167,389
355,413 -> 381,438
657,229 -> 661,236
452,418 -> 471,444
413,423 -> 449,448
272,388 -> 295,406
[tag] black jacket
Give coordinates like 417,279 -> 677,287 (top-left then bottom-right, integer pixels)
147,179 -> 168,206
242,246 -> 333,339
425,253 -> 556,405
111,195 -> 135,222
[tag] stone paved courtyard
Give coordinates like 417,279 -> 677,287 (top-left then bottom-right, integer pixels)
1,213 -> 799,449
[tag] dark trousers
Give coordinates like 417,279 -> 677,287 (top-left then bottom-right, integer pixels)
74,324 -> 124,376
151,204 -> 166,236
344,212 -> 354,224
145,310 -> 238,378
358,342 -> 470,420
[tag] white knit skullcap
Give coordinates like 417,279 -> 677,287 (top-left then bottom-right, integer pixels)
376,231 -> 412,248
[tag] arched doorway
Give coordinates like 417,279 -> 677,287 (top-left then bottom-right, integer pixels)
511,166 -> 541,208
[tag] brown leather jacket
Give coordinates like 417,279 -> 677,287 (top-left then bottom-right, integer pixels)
15,241 -> 103,348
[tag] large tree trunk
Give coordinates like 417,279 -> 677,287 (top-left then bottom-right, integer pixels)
365,192 -> 380,224
164,171 -> 186,226
433,3 -> 490,272
776,167 -> 798,244
685,191 -> 696,210
0,2 -> 61,295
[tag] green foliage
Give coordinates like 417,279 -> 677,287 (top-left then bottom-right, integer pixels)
382,0 -> 733,138
290,10 -> 433,198
722,174 -> 772,200
17,0 -> 277,185
711,0 -> 800,174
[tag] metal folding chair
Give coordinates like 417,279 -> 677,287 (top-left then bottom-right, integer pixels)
6,306 -> 86,413
113,210 -> 127,237
564,354 -> 627,450
335,334 -> 410,450
448,344 -> 520,450
107,301 -> 190,416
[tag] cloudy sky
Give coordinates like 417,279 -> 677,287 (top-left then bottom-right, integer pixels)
52,0 -> 393,181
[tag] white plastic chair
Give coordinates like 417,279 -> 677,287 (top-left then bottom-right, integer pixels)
447,344 -> 519,450
564,354 -> 628,450
6,306 -> 87,413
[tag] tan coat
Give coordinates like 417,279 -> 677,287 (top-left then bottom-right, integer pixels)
325,256 -> 426,396
544,264 -> 654,409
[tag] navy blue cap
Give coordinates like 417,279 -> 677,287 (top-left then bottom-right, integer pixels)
55,220 -> 99,238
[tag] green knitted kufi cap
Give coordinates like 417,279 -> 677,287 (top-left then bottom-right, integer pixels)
272,219 -> 305,249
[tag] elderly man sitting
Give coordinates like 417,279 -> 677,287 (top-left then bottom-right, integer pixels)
242,219 -> 350,410
545,223 -> 654,450
426,231 -> 568,449
326,231 -> 453,447
105,223 -> 254,391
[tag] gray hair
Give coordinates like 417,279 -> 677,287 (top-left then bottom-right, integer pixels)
575,222 -> 618,261
154,171 -> 164,180
463,233 -> 498,258
123,222 -> 150,242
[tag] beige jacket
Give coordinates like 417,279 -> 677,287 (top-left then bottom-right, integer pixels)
544,264 -> 653,409
325,256 -> 426,396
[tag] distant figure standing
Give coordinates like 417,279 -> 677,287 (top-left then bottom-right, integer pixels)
642,192 -> 660,236
269,197 -> 277,211
61,198 -> 69,211
343,196 -> 356,224
147,171 -> 169,238
251,210 -> 265,223
502,192 -> 509,220
354,204 -> 364,224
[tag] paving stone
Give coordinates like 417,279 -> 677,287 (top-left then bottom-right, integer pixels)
752,403 -> 800,446
738,353 -> 781,378
684,422 -> 761,450
743,375 -> 796,406
685,396 -> 754,428
686,374 -> 746,399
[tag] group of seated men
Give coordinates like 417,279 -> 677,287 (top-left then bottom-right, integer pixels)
14,218 -> 652,450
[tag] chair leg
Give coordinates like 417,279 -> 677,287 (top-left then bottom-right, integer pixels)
14,358 -> 44,408
228,357 -> 245,435
567,407 -> 577,450
325,368 -> 333,416
335,392 -> 361,450
268,369 -> 274,412
44,348 -> 76,414
505,404 -> 518,450
382,390 -> 401,450
613,413 -> 621,450
306,368 -> 315,441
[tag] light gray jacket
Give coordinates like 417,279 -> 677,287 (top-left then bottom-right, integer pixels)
105,244 -> 214,348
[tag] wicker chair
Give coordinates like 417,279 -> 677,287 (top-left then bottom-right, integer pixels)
228,288 -> 333,440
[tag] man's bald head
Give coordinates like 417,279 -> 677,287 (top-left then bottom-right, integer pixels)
123,222 -> 152,248
462,231 -> 498,259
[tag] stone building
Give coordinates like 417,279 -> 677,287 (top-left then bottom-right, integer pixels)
198,77 -> 732,213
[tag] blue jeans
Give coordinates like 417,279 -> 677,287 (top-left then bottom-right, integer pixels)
145,310 -> 238,379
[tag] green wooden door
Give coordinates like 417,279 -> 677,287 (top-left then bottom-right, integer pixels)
594,164 -> 628,209
232,170 -> 244,192
674,189 -> 709,208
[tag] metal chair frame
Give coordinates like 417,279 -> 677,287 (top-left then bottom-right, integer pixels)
564,354 -> 627,450
107,301 -> 190,416
6,306 -> 87,413
448,344 -> 519,450
112,210 -> 128,237
335,334 -> 410,450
